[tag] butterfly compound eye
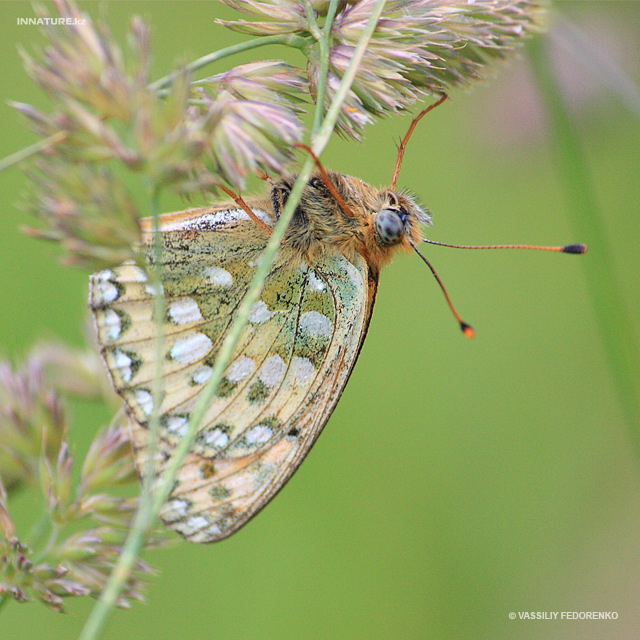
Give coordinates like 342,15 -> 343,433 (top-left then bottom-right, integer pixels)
375,209 -> 405,246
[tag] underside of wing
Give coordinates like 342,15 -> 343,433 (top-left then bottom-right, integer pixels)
90,203 -> 378,542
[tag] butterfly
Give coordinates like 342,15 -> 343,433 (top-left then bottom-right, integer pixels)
89,166 -> 429,543
88,97 -> 585,543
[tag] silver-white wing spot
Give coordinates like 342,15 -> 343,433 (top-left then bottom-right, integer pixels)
245,425 -> 273,445
258,355 -> 286,387
299,311 -> 333,337
343,257 -> 364,288
226,356 -> 256,382
184,515 -> 209,531
162,498 -> 191,524
308,272 -> 326,291
102,309 -> 122,340
93,280 -> 119,305
144,282 -> 164,296
291,356 -> 315,384
192,365 -> 213,385
95,269 -> 115,281
204,266 -> 233,287
113,349 -> 134,383
167,415 -> 189,437
248,300 -> 274,323
202,428 -> 230,448
170,333 -> 212,364
134,389 -> 154,416
169,298 -> 203,325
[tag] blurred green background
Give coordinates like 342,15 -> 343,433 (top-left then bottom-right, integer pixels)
1,1 -> 639,639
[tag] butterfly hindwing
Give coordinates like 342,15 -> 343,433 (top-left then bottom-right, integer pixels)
90,203 -> 378,542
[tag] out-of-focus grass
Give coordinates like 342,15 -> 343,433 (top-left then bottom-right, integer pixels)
530,33 -> 640,456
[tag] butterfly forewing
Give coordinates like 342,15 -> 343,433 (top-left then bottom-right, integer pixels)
90,203 -> 377,542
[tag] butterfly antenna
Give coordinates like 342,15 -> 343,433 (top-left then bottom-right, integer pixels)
391,93 -> 448,190
412,243 -> 475,339
416,238 -> 587,337
219,184 -> 272,235
295,143 -> 358,218
422,239 -> 588,254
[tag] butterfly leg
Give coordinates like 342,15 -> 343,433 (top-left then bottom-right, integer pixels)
219,184 -> 272,235
256,169 -> 275,185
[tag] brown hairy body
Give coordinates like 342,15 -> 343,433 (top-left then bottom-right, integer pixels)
272,170 -> 430,272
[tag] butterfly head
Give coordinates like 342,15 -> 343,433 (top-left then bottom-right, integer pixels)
372,189 -> 429,249
355,185 -> 430,270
